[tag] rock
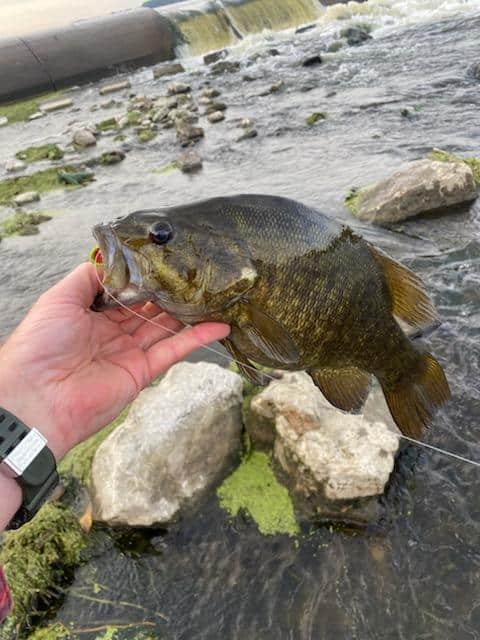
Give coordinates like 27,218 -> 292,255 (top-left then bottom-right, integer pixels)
100,99 -> 116,109
242,74 -> 257,82
467,62 -> 480,80
99,80 -> 131,95
204,49 -> 228,65
260,80 -> 285,96
236,128 -> 258,142
268,48 -> 280,57
5,159 -> 26,172
153,62 -> 185,79
13,191 -> 40,205
238,117 -> 254,128
28,112 -> 44,121
207,111 -> 225,124
176,123 -> 204,146
201,87 -> 221,98
306,112 -> 327,125
250,372 -> 399,503
73,129 -> 97,148
205,101 -> 227,114
340,25 -> 372,46
0,116 -> 8,127
345,159 -> 478,224
39,98 -> 73,113
295,23 -> 316,34
177,151 -> 203,173
199,96 -> 213,106
326,40 -> 344,53
302,54 -> 322,67
168,82 -> 191,96
99,150 -> 125,165
91,362 -> 243,526
129,95 -> 153,111
211,60 -> 240,75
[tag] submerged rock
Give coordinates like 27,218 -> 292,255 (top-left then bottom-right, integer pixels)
250,372 -> 399,505
153,62 -> 185,79
177,151 -> 203,173
340,25 -> 372,46
99,150 -> 125,165
176,123 -> 205,146
91,362 -> 243,526
211,60 -> 240,75
306,112 -> 327,125
236,128 -> 258,142
204,49 -> 228,65
345,159 -> 477,224
302,54 -> 322,67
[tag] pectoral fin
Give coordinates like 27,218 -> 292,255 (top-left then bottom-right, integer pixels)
310,367 -> 372,412
222,338 -> 271,386
240,303 -> 300,365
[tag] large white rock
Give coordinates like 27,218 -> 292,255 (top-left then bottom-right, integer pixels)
73,128 -> 97,147
91,362 -> 243,526
251,372 -> 399,502
348,159 -> 477,223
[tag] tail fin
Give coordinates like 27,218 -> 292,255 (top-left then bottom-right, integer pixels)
381,353 -> 450,438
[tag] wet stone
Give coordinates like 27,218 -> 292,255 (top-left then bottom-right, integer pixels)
40,98 -> 73,113
153,62 -> 185,79
14,191 -> 40,205
168,82 -> 191,96
176,123 -> 205,146
99,80 -> 131,95
199,96 -> 213,106
205,101 -> 227,114
201,87 -> 221,98
295,23 -> 316,34
467,62 -> 480,80
100,150 -> 126,165
302,54 -> 322,67
238,117 -> 254,128
236,128 -> 258,142
177,151 -> 203,173
73,129 -> 97,148
204,49 -> 228,65
211,60 -> 240,75
28,112 -> 44,121
341,25 -> 372,46
207,111 -> 225,123
5,159 -> 26,172
100,99 -> 116,109
0,116 -> 8,127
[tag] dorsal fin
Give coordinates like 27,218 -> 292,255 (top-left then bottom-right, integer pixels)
369,246 -> 440,335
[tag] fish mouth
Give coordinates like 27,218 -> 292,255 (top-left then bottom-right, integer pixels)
91,223 -> 151,311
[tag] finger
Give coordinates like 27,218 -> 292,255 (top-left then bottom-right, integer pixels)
119,302 -> 164,334
42,263 -> 101,308
145,322 -> 231,380
102,301 -> 156,324
132,313 -> 184,349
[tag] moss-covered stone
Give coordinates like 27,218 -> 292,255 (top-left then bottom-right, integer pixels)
0,211 -> 52,237
96,118 -> 119,132
0,92 -> 63,125
137,130 -> 157,143
126,110 -> 142,126
28,623 -> 72,640
16,145 -> 64,163
217,449 -> 299,537
306,112 -> 327,126
0,505 -> 87,638
344,186 -> 362,215
429,147 -> 480,185
0,166 -> 79,205
152,161 -> 178,175
59,408 -> 130,486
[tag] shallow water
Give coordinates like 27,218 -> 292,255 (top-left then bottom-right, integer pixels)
1,0 -> 480,637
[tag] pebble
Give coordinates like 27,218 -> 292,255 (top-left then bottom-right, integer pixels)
205,101 -> 227,114
202,87 -> 221,98
153,62 -> 185,79
14,191 -> 40,205
5,159 -> 26,173
40,98 -> 73,113
236,128 -> 258,142
99,80 -> 131,95
207,111 -> 225,123
73,129 -> 97,147
168,82 -> 191,96
177,151 -> 203,173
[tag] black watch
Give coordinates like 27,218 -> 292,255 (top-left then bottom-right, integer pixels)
0,407 -> 59,530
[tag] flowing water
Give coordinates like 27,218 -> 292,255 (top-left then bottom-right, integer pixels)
1,0 -> 480,637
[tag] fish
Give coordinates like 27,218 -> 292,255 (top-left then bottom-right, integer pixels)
91,194 -> 450,438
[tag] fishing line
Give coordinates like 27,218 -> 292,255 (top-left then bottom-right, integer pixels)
93,260 -> 480,470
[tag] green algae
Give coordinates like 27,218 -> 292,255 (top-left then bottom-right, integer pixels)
28,623 -> 72,640
217,450 -> 299,537
0,166 -> 79,206
153,161 -> 178,175
16,144 -> 64,163
0,504 -> 87,638
59,407 -> 130,486
126,110 -> 142,126
0,91 -> 63,125
306,112 -> 327,126
0,211 -> 52,237
96,117 -> 119,132
344,186 -> 362,215
429,147 -> 480,185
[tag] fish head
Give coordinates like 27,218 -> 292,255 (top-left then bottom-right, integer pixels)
91,209 -> 257,320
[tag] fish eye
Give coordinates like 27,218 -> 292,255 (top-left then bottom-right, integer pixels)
149,221 -> 173,245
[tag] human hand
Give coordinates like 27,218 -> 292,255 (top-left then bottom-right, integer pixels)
0,262 -> 230,461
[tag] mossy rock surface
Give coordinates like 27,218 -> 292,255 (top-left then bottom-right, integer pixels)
429,147 -> 480,185
0,92 -> 63,125
16,145 -> 64,163
137,130 -> 157,143
0,166 -> 79,206
306,112 -> 327,126
0,211 -> 52,238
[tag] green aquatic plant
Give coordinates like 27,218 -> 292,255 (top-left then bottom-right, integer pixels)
16,144 -> 64,163
153,161 -> 178,175
126,110 -> 142,126
96,117 -> 119,132
0,91 -> 63,125
0,211 -> 52,237
344,186 -> 362,215
217,449 -> 299,537
429,148 -> 480,185
0,505 -> 87,638
137,129 -> 158,143
0,166 -> 78,205
28,623 -> 72,640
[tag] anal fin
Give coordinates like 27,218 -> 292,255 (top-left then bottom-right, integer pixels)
310,367 -> 372,413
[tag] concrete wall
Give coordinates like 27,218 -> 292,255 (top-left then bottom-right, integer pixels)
0,8 -> 175,103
